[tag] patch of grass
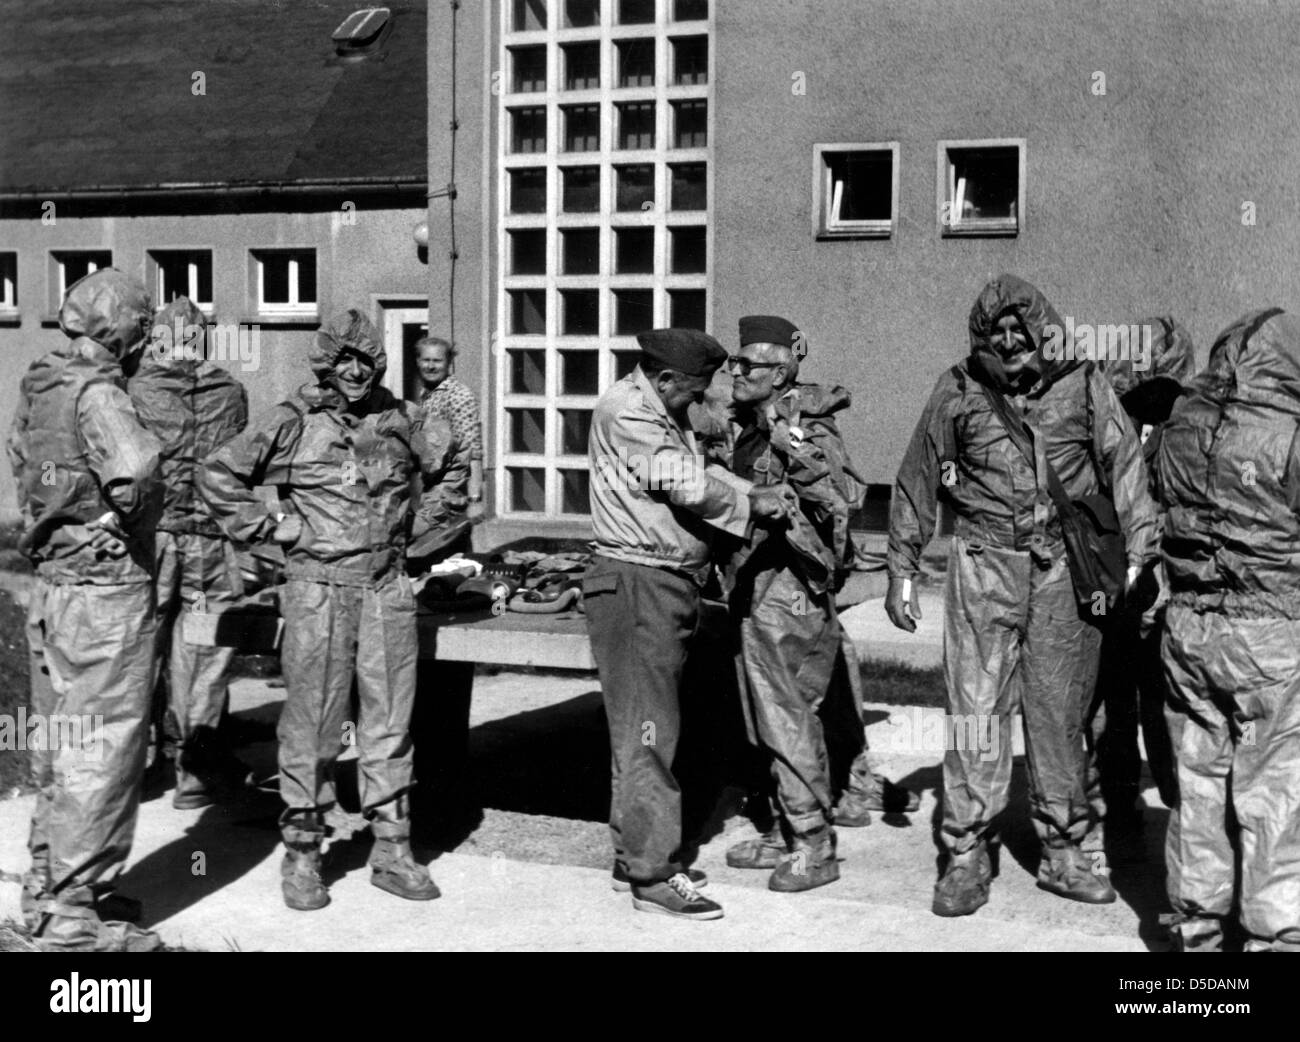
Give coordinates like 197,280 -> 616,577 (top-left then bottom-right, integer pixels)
859,659 -> 947,709
0,587 -> 31,795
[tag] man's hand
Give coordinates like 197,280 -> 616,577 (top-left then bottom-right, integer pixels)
885,575 -> 922,633
748,486 -> 792,523
271,515 -> 304,547
467,501 -> 487,525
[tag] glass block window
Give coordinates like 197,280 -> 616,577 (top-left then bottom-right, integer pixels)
499,0 -> 711,516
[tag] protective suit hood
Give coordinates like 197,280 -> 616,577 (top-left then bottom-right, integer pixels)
141,296 -> 207,374
58,268 -> 153,359
1194,308 -> 1300,418
311,309 -> 387,381
967,274 -> 1068,392
1100,316 -> 1197,399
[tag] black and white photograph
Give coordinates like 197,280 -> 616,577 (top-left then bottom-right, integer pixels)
0,0 -> 1292,996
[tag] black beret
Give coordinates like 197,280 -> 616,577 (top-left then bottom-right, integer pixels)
635,327 -> 727,376
739,314 -> 799,349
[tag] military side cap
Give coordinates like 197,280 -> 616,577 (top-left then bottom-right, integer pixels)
635,327 -> 727,376
739,314 -> 799,349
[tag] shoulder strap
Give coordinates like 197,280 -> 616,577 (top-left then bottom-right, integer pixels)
975,379 -> 1076,519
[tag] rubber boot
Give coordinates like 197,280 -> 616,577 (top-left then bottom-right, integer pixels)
1160,913 -> 1225,952
726,826 -> 787,869
768,826 -> 840,892
31,902 -> 163,952
281,840 -> 330,911
1036,844 -> 1117,904
932,841 -> 992,917
370,838 -> 441,901
832,789 -> 873,828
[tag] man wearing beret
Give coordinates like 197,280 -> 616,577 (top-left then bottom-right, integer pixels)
719,315 -> 864,891
201,309 -> 452,911
585,327 -> 792,920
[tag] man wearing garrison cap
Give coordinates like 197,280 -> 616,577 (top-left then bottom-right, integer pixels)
585,327 -> 792,921
714,315 -> 868,891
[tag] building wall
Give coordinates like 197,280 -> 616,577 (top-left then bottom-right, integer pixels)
714,0 -> 1300,485
0,204 -> 426,519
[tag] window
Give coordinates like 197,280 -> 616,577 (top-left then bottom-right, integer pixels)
50,250 -> 112,310
0,252 -> 16,313
672,99 -> 707,148
814,143 -> 899,239
563,41 -> 600,90
617,39 -> 655,87
499,0 -> 710,516
938,138 -> 1025,236
510,107 -> 547,153
149,249 -> 214,309
671,35 -> 707,84
563,104 -> 601,151
511,45 -> 547,92
252,249 -> 317,314
617,102 -> 655,150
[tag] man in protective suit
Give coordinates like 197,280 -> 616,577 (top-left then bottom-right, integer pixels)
8,268 -> 164,951
887,274 -> 1158,917
1154,307 -> 1300,952
720,315 -> 865,891
1089,317 -> 1194,851
200,309 -> 449,911
130,296 -> 250,809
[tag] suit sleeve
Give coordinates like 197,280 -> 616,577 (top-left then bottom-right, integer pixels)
1091,367 -> 1159,567
77,381 -> 162,522
887,376 -> 957,578
198,404 -> 302,544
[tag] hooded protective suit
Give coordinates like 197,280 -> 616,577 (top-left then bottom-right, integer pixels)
6,268 -> 163,950
1089,317 -> 1196,830
724,382 -> 865,850
129,297 -> 249,803
888,275 -> 1158,880
1154,307 -> 1300,952
199,309 -> 449,853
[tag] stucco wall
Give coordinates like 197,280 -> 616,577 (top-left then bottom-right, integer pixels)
713,0 -> 1300,484
0,204 -> 426,519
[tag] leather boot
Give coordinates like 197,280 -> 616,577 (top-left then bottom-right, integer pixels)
768,826 -> 840,892
370,838 -> 441,901
281,841 -> 330,911
1036,845 -> 1117,904
932,841 -> 992,917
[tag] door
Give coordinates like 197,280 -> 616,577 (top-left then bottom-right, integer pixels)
380,305 -> 429,403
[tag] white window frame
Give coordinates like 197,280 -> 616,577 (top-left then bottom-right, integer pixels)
0,252 -> 17,314
496,0 -> 712,519
937,137 -> 1026,237
813,142 -> 899,240
48,250 -> 112,314
148,248 -> 215,313
250,248 -> 318,317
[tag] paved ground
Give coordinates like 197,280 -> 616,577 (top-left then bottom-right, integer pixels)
0,668 -> 1171,952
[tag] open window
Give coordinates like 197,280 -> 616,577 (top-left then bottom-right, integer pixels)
251,249 -> 317,318
0,252 -> 17,317
48,250 -> 112,313
814,143 -> 898,240
938,138 -> 1025,237
149,249 -> 213,312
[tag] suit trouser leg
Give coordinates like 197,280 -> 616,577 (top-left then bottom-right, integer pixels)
584,557 -> 696,885
940,537 -> 1024,857
278,579 -> 360,846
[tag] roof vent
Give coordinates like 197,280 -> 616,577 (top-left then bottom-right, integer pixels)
332,8 -> 392,61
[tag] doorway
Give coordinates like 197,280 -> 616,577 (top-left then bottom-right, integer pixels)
378,302 -> 430,403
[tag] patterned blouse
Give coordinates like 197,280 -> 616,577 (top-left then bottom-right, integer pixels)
420,376 -> 483,461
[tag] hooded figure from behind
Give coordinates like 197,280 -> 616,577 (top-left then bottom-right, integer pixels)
129,296 -> 250,810
887,274 -> 1159,918
1087,316 -> 1195,849
6,268 -> 165,952
200,307 -> 451,912
1155,307 -> 1300,952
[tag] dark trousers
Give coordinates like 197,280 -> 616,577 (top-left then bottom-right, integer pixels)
583,555 -> 699,884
